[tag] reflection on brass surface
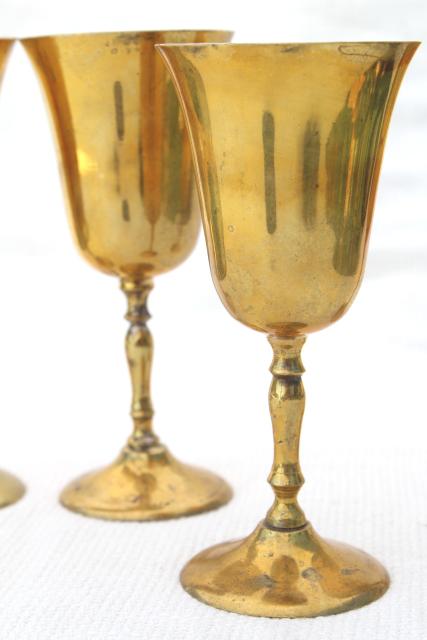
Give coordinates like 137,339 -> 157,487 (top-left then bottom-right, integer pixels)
181,523 -> 390,618
0,40 -> 26,508
23,31 -> 233,520
262,111 -> 277,234
158,41 -> 418,616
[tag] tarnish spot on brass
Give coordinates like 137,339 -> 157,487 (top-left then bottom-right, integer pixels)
302,567 -> 320,582
262,111 -> 277,235
338,44 -> 382,60
116,33 -> 141,46
341,567 -> 360,576
122,199 -> 130,222
280,45 -> 301,54
185,45 -> 209,57
114,80 -> 125,141
253,574 -> 274,588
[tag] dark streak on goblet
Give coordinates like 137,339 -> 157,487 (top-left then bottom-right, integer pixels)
262,110 -> 277,235
114,80 -> 125,141
302,120 -> 320,229
122,199 -> 130,222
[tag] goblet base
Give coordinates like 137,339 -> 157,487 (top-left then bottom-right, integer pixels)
0,469 -> 25,508
181,521 -> 389,618
60,444 -> 232,521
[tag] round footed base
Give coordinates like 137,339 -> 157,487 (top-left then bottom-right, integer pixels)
0,469 -> 25,508
60,445 -> 232,521
181,521 -> 389,618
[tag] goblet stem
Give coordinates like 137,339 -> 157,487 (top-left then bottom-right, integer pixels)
120,277 -> 158,452
266,335 -> 307,530
180,333 -> 389,615
59,273 -> 232,520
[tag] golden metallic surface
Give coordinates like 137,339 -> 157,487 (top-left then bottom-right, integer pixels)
0,40 -> 26,509
22,31 -> 232,520
158,41 -> 418,616
23,31 -> 231,279
59,447 -> 232,521
158,42 -> 418,335
0,469 -> 25,508
0,40 -> 13,73
181,522 -> 389,618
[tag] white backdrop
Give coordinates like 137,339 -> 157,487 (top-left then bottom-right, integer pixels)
0,1 -> 425,638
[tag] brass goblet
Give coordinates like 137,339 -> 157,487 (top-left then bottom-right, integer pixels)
158,42 -> 419,616
0,40 -> 25,508
22,31 -> 233,521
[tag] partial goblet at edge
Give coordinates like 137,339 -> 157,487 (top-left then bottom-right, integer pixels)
0,39 -> 26,508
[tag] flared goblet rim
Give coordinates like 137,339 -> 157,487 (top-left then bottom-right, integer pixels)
20,29 -> 234,44
155,40 -> 420,50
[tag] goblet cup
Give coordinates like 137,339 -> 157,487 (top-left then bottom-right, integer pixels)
22,31 -> 233,520
158,41 -> 419,616
0,40 -> 25,508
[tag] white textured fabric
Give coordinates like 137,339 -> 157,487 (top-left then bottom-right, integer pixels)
0,0 -> 425,637
0,220 -> 425,639
1,447 -> 426,640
